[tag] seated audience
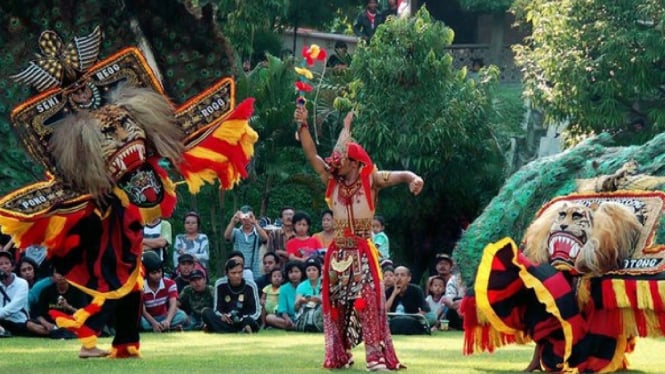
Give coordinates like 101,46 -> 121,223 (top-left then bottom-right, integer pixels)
268,207 -> 296,264
385,266 -> 435,335
143,217 -> 172,264
442,270 -> 465,330
372,216 -> 390,260
16,257 -> 39,289
224,250 -> 255,282
294,257 -> 323,332
425,276 -> 447,331
0,251 -> 46,337
429,253 -> 453,286
178,269 -> 213,330
33,271 -> 88,339
141,251 -> 187,332
255,252 -> 280,295
286,212 -> 322,262
265,261 -> 303,330
382,265 -> 396,290
174,211 -> 210,271
22,244 -> 51,280
202,258 -> 261,333
260,268 -> 284,328
29,275 -> 54,312
173,253 -> 198,293
312,209 -> 334,252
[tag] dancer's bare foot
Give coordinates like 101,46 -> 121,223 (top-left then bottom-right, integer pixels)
523,344 -> 542,371
79,347 -> 110,359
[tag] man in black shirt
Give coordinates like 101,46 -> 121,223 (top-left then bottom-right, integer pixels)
353,0 -> 385,41
33,272 -> 89,339
201,258 -> 260,333
385,266 -> 434,334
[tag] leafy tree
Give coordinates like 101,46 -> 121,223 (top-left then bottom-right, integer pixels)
512,0 -> 665,144
350,8 -> 511,280
213,0 -> 285,61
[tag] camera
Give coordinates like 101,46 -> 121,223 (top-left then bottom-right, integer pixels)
230,310 -> 241,323
0,270 -> 7,281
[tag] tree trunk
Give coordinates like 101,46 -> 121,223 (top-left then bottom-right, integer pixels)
260,175 -> 273,218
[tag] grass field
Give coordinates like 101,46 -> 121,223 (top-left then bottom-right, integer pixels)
1,330 -> 665,373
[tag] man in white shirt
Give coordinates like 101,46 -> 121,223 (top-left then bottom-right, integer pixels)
0,251 -> 33,337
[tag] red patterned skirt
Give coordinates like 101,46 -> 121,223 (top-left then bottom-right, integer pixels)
321,236 -> 401,370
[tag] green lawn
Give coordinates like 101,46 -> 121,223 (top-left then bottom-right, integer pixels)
1,330 -> 664,373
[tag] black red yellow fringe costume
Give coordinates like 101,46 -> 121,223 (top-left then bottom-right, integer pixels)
463,237 -> 665,372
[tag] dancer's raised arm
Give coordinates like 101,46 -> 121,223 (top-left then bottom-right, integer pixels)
294,105 -> 330,184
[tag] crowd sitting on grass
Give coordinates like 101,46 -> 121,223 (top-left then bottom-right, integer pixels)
0,208 -> 466,338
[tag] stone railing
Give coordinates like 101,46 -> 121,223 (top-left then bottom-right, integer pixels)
280,29 -> 521,83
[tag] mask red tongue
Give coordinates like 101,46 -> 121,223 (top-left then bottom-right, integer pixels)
549,237 -> 573,260
552,240 -> 571,254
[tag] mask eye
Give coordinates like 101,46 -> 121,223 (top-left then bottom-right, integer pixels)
100,125 -> 115,135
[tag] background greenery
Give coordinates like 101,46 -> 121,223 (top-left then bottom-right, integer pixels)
0,3 -> 525,281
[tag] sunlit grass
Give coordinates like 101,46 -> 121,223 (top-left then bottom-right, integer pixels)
1,330 -> 665,373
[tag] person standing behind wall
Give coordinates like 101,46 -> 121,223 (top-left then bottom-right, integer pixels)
353,0 -> 385,42
224,205 -> 268,277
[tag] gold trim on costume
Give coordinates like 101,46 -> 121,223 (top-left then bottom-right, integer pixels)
381,171 -> 390,182
330,256 -> 354,272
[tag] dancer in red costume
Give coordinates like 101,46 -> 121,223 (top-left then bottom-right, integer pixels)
294,106 -> 423,371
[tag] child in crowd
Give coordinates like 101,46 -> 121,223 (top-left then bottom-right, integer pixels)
260,268 -> 284,328
286,212 -> 322,262
382,265 -> 396,290
265,262 -> 303,330
372,216 -> 390,260
425,276 -> 447,331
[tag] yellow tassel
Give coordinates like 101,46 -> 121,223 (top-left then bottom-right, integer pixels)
187,147 -> 231,163
637,280 -> 655,310
58,295 -> 106,329
576,277 -> 592,310
69,260 -> 141,299
127,346 -> 141,357
80,335 -> 98,350
621,309 -> 637,336
657,281 -> 665,307
612,279 -> 631,308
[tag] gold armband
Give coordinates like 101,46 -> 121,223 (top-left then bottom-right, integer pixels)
381,171 -> 390,182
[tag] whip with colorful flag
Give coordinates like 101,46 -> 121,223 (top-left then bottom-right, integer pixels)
294,44 -> 327,142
